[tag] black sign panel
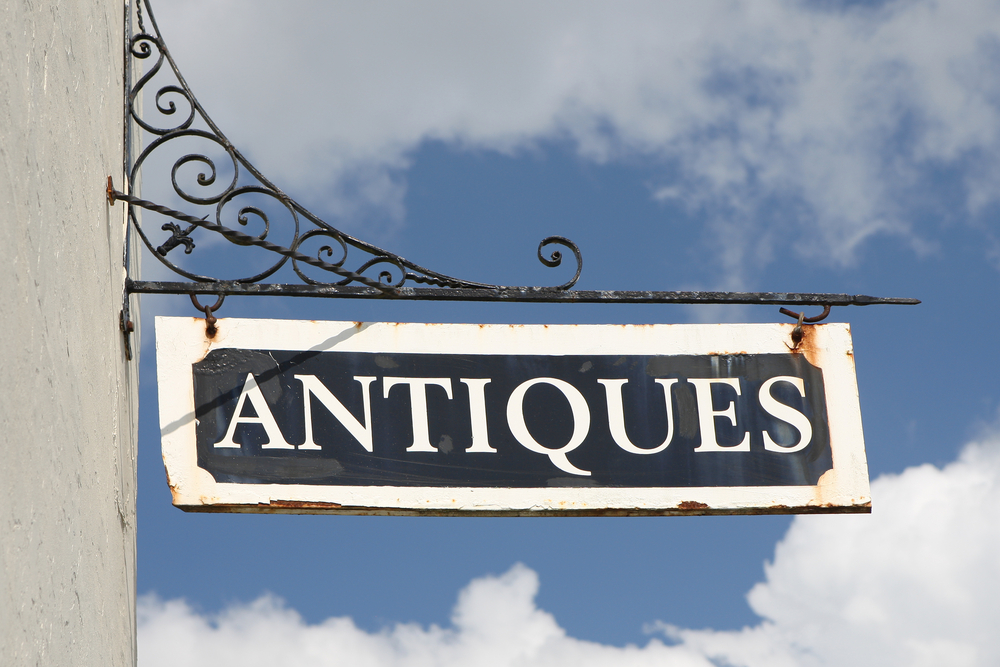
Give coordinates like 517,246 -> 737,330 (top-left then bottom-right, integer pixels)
192,349 -> 831,488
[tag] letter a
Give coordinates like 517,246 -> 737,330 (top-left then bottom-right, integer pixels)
214,373 -> 293,449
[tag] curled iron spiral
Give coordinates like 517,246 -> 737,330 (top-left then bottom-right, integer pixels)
122,0 -> 583,292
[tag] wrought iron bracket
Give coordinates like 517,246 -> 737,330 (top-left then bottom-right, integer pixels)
114,0 -> 919,345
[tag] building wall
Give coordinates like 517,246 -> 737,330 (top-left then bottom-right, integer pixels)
0,1 -> 137,665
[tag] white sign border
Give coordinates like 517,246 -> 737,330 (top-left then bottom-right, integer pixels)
156,317 -> 871,515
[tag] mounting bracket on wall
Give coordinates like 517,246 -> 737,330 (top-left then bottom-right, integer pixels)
111,0 -> 918,352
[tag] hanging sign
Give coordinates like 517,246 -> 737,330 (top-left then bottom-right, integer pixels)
156,317 -> 871,515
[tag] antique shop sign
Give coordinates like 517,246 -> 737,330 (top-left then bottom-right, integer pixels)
156,317 -> 871,515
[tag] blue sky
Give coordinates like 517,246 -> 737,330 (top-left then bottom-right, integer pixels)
134,1 -> 1000,664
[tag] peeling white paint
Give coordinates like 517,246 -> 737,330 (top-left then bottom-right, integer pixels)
157,318 -> 871,516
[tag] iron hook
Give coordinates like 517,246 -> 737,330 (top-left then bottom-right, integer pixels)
190,293 -> 224,338
779,304 -> 832,324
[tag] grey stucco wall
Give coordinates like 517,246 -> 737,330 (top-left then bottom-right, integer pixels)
1,1 -> 137,665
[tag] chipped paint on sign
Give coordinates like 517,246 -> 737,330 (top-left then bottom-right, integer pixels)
155,318 -> 871,516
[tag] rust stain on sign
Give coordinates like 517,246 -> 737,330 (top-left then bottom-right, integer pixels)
266,499 -> 344,510
174,501 -> 873,516
678,501 -> 710,510
791,322 -> 818,357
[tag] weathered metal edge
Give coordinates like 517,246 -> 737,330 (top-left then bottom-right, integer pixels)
175,502 -> 872,516
130,279 -> 919,306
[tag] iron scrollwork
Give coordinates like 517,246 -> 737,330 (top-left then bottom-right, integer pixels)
114,0 -> 918,330
120,0 -> 582,295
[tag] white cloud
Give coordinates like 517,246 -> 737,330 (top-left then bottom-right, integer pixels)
144,0 -> 1000,282
663,428 -> 1000,666
139,428 -> 1000,667
138,564 -> 714,667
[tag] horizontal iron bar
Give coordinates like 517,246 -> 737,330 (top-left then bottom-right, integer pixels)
127,280 -> 920,306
